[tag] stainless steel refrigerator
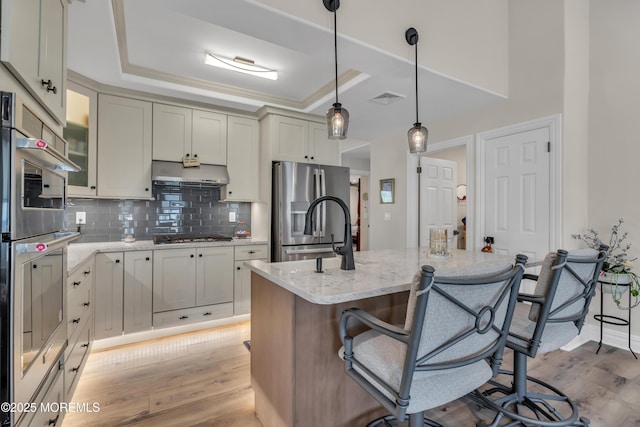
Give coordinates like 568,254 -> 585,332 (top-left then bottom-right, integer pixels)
272,161 -> 350,262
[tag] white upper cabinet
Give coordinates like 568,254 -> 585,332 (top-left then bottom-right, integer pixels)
266,113 -> 340,166
153,103 -> 227,165
192,109 -> 227,165
0,0 -> 67,124
97,94 -> 152,199
224,116 -> 259,202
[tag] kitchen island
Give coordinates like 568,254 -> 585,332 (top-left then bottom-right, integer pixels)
246,248 -> 517,427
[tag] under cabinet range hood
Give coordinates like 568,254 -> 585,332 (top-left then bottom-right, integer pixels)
152,160 -> 229,186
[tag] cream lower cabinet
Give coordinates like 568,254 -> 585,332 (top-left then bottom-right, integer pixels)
153,247 -> 234,327
16,363 -> 65,427
65,257 -> 93,398
97,94 -> 152,199
123,251 -> 153,333
94,253 -> 123,340
234,245 -> 268,315
94,251 -> 153,339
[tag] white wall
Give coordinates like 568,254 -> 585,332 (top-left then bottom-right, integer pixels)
368,0 -> 567,250
587,0 -> 640,337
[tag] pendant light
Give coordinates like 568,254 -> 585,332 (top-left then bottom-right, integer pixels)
324,0 -> 349,140
406,27 -> 428,154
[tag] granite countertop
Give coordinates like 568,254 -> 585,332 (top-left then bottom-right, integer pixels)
245,248 -> 520,305
68,238 -> 268,275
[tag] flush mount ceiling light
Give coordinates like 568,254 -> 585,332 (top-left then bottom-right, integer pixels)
406,27 -> 428,154
204,51 -> 278,80
324,0 -> 349,140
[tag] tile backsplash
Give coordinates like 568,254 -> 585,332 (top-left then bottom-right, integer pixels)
65,183 -> 251,243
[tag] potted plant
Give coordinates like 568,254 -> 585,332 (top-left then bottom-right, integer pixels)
572,218 -> 640,309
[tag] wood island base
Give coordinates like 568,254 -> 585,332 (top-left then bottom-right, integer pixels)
250,272 -> 409,427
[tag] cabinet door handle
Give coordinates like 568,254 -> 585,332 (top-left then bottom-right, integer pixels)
304,155 -> 308,159
73,281 -> 81,287
83,302 -> 90,307
145,188 -> 149,192
190,254 -> 195,258
83,270 -> 91,275
248,250 -> 256,254
146,257 -> 150,261
179,315 -> 189,320
198,254 -> 203,258
41,79 -> 57,94
71,366 -> 80,373
48,414 -> 60,426
311,156 -> 314,160
237,266 -> 241,270
81,343 -> 89,348
194,154 -> 198,158
72,318 -> 81,324
90,185 -> 96,190
203,312 -> 212,316
115,259 -> 120,263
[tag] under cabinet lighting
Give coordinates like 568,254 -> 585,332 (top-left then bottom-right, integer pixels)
204,52 -> 278,80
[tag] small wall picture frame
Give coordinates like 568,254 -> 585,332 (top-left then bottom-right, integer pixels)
379,178 -> 395,204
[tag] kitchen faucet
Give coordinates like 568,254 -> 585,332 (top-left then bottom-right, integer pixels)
303,196 -> 355,270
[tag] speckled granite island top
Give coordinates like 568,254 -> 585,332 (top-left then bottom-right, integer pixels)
246,248 -> 518,305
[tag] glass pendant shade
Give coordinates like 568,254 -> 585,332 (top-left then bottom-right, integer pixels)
408,122 -> 428,154
326,102 -> 349,140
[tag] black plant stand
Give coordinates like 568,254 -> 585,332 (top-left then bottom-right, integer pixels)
594,281 -> 638,359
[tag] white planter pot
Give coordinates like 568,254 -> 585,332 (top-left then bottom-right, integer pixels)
598,271 -> 631,294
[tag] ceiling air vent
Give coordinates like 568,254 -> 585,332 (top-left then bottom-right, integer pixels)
368,91 -> 405,105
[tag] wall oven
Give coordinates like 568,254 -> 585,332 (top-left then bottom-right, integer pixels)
0,92 -> 79,426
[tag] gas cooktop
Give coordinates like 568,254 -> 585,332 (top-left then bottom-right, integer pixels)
153,233 -> 233,245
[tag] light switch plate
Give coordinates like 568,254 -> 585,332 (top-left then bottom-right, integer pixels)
229,211 -> 237,222
384,212 -> 391,221
76,212 -> 86,225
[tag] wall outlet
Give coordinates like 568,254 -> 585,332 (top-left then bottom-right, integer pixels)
76,212 -> 87,225
229,211 -> 237,222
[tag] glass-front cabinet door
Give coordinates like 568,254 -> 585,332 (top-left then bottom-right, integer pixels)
64,81 -> 97,197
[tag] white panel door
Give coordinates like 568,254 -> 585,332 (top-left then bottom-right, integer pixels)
484,127 -> 550,259
420,157 -> 457,248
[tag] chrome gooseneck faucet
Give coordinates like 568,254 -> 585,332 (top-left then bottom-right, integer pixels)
303,196 -> 355,270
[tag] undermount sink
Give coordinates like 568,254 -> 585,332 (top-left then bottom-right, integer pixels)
272,257 -> 370,273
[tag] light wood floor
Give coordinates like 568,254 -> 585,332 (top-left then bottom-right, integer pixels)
62,322 -> 639,427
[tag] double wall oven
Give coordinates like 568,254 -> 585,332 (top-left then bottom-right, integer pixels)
0,92 -> 79,426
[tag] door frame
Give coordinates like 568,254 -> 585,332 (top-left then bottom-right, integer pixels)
406,135 -> 474,248
475,114 -> 562,252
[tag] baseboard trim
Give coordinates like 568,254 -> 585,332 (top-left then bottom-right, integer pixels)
562,323 -> 640,353
92,314 -> 251,350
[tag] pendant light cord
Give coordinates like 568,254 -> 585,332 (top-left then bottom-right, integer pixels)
414,41 -> 419,124
334,9 -> 339,104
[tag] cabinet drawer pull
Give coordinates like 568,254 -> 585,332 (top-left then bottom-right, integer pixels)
72,318 -> 81,324
73,281 -> 81,287
48,414 -> 60,426
198,254 -> 203,258
83,270 -> 91,275
90,185 -> 96,190
81,343 -> 89,348
115,259 -> 120,263
203,312 -> 212,316
146,257 -> 150,261
71,366 -> 80,373
248,250 -> 256,254
83,302 -> 91,307
179,315 -> 189,320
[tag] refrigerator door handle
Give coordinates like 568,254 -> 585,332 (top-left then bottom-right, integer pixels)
319,168 -> 327,237
313,169 -> 324,237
